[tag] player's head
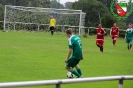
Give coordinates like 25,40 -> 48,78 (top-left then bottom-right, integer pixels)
113,23 -> 117,27
98,24 -> 102,28
66,28 -> 73,37
128,23 -> 132,28
50,16 -> 54,19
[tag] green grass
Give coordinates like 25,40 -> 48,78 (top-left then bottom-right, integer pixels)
0,31 -> 133,88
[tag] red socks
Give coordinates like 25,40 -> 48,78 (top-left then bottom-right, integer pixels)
113,40 -> 116,45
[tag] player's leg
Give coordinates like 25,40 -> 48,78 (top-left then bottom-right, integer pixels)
50,27 -> 52,35
130,43 -> 132,51
127,43 -> 130,51
96,40 -> 103,52
129,39 -> 132,51
75,65 -> 82,76
113,37 -> 117,46
100,44 -> 103,52
96,40 -> 100,47
112,36 -> 116,46
126,38 -> 130,51
51,27 -> 54,35
66,59 -> 81,77
100,40 -> 104,52
97,44 -> 100,47
112,36 -> 115,45
113,39 -> 116,46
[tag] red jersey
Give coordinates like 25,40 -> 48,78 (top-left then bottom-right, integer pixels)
111,27 -> 119,36
96,28 -> 105,40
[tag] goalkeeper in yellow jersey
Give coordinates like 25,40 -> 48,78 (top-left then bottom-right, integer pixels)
49,16 -> 56,35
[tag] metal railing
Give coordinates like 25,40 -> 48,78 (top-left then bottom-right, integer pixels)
0,75 -> 133,88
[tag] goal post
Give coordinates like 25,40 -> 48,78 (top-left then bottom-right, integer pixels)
4,5 -> 86,35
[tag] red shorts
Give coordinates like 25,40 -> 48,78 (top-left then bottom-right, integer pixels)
96,39 -> 104,45
112,35 -> 118,39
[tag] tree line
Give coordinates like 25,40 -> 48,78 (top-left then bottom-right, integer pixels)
0,0 -> 132,32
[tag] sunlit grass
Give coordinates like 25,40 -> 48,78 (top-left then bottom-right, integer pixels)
0,31 -> 132,88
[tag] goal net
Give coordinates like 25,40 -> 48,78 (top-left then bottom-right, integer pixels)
4,5 -> 86,35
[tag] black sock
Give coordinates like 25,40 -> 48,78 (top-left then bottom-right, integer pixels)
130,44 -> 132,49
100,46 -> 103,52
97,44 -> 100,47
51,31 -> 53,35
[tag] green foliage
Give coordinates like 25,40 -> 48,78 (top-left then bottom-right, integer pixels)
71,0 -> 110,27
0,4 -> 4,30
82,33 -> 88,38
101,13 -> 117,28
50,0 -> 64,9
0,31 -> 133,88
65,2 -> 72,9
0,0 -> 51,8
125,12 -> 133,24
116,21 -> 127,38
116,21 -> 127,30
97,0 -> 112,9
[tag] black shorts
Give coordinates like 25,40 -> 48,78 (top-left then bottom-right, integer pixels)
50,26 -> 55,31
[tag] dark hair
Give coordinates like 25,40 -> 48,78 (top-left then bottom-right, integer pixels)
129,23 -> 132,25
66,28 -> 73,35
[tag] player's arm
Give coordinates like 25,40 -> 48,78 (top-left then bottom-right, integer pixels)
100,29 -> 106,36
125,34 -> 126,39
125,31 -> 127,39
103,30 -> 106,35
65,49 -> 72,62
67,49 -> 72,59
65,40 -> 73,62
81,53 -> 84,60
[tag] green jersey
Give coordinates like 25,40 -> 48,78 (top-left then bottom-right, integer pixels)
68,35 -> 83,59
125,28 -> 133,38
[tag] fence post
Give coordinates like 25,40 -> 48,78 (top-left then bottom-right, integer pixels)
119,79 -> 123,88
56,83 -> 61,88
37,24 -> 40,32
88,28 -> 89,35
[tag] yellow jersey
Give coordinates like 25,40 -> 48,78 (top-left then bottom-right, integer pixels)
50,18 -> 56,27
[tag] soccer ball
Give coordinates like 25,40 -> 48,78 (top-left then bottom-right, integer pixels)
67,72 -> 74,78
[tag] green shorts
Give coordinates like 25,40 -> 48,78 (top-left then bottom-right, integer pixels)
66,58 -> 80,68
126,37 -> 132,43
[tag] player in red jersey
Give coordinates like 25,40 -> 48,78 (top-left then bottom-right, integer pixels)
96,24 -> 106,52
110,23 -> 119,46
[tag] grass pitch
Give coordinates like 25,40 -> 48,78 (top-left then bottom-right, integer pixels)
0,31 -> 133,88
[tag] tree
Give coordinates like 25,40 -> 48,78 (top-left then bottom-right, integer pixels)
101,13 -> 117,28
97,0 -> 112,10
71,0 -> 110,27
65,2 -> 72,9
0,0 -> 51,8
0,4 -> 4,29
50,0 -> 64,9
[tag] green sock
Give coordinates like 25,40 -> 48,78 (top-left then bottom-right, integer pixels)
128,44 -> 130,50
71,69 -> 81,77
76,68 -> 82,75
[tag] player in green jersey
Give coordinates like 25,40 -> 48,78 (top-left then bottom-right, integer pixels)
65,28 -> 83,78
125,23 -> 133,51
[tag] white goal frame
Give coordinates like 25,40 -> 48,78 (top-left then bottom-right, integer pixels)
4,5 -> 86,35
